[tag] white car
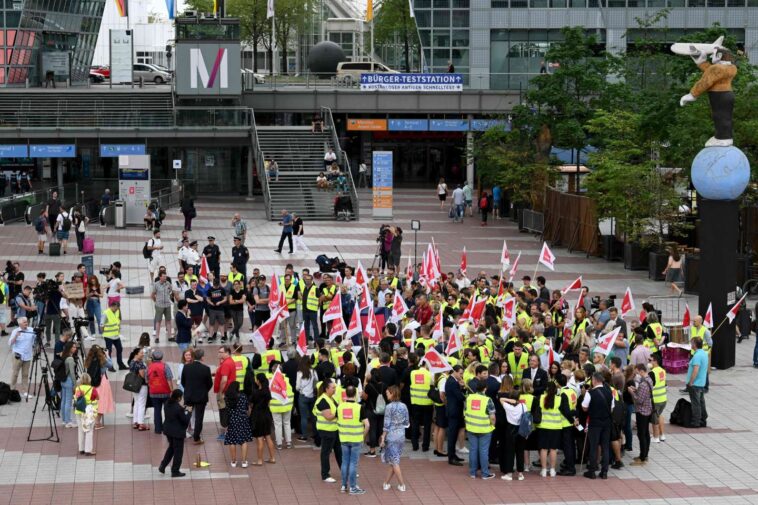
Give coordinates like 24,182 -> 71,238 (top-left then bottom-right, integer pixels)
241,69 -> 265,84
336,61 -> 398,86
133,63 -> 172,84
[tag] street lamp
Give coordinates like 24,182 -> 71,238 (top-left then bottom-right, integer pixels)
411,219 -> 421,267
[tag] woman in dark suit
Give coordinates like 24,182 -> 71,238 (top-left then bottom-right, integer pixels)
159,389 -> 192,477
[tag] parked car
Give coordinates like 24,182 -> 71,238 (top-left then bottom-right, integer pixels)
89,69 -> 106,83
336,61 -> 398,86
241,69 -> 265,84
90,65 -> 110,79
132,63 -> 172,84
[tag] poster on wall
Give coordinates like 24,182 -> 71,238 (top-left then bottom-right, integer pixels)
109,29 -> 133,84
372,151 -> 393,219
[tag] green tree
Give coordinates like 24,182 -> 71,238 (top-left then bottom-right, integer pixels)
184,0 -> 214,13
374,0 -> 418,72
227,0 -> 269,72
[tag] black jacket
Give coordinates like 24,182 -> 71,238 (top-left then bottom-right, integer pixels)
181,361 -> 213,405
524,367 -> 549,397
163,401 -> 191,439
445,375 -> 466,419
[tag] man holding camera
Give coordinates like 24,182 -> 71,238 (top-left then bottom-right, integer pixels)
43,272 -> 65,347
9,317 -> 35,399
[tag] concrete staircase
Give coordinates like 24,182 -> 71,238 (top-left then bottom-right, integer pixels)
256,126 -> 357,220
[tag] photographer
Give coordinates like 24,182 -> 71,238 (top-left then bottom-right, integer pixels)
6,261 -> 24,327
8,317 -> 35,399
43,272 -> 65,347
14,285 -> 36,326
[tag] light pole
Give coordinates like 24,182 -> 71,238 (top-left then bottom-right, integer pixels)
411,219 -> 421,267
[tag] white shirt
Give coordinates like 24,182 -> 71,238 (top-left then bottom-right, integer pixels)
106,278 -> 121,297
503,401 -> 525,425
378,288 -> 394,305
179,247 -> 200,266
324,151 -> 337,162
296,371 -> 316,398
452,187 -> 465,205
581,385 -> 616,410
455,276 -> 471,289
55,211 -> 69,230
148,238 -> 163,262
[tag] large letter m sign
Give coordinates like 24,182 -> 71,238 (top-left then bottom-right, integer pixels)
190,47 -> 228,89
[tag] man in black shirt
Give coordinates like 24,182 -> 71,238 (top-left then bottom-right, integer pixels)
43,272 -> 64,346
206,278 -> 227,342
315,348 -> 336,382
445,365 -> 466,466
202,236 -> 221,282
7,262 -> 23,327
377,352 -> 398,388
231,236 -> 249,279
46,191 -> 61,229
582,372 -> 613,479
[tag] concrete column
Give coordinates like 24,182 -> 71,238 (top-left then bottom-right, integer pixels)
466,114 -> 474,185
247,145 -> 254,199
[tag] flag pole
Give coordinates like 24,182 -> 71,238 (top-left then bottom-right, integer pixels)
271,12 -> 276,76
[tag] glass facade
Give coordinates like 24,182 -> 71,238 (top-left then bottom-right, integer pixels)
414,0 -> 470,79
0,0 -> 105,86
491,0 -> 754,5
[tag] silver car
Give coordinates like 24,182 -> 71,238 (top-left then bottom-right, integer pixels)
133,63 -> 172,84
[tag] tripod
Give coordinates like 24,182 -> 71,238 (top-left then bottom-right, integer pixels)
370,240 -> 384,271
27,329 -> 60,443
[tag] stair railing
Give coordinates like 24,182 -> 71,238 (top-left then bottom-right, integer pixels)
321,106 -> 360,220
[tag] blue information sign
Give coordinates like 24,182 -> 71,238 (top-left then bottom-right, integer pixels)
0,145 -> 28,157
360,73 -> 463,92
429,119 -> 469,131
372,151 -> 393,219
100,144 -> 146,157
471,119 -> 511,131
29,144 -> 76,158
388,119 -> 429,131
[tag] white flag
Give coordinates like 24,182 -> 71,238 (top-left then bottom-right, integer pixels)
409,0 -> 415,17
267,0 -> 274,19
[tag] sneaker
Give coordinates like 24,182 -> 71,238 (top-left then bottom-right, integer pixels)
540,469 -> 547,478
323,477 -> 336,483
660,434 -> 666,442
549,468 -> 556,478
297,436 -> 308,442
349,488 -> 366,495
216,433 -> 225,441
382,483 -> 391,491
340,486 -> 346,493
276,444 -> 282,450
230,461 -> 237,468
154,338 -> 160,344
364,452 -> 377,458
197,338 -> 203,344
501,473 -> 512,481
126,413 -> 133,418
652,437 -> 660,443
458,447 -> 469,454
397,485 -> 406,492
611,460 -> 625,470
241,461 -> 248,468
482,473 -> 495,480
517,473 -> 525,481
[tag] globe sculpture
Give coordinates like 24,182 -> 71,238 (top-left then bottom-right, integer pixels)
308,41 -> 347,76
691,146 -> 750,200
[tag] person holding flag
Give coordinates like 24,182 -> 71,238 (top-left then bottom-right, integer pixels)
269,362 -> 294,450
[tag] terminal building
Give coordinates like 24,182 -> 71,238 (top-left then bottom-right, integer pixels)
0,1 -> 754,219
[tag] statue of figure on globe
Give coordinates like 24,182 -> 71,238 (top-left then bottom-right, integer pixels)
678,45 -> 737,148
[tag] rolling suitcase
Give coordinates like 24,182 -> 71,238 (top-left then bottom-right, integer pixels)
82,237 -> 95,254
49,242 -> 61,256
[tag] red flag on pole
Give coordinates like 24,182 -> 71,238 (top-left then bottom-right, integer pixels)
328,315 -> 347,341
391,291 -> 409,322
460,246 -> 467,275
322,291 -> 343,322
296,324 -> 307,357
703,303 -> 713,328
508,251 -> 521,281
367,305 -> 381,345
682,304 -> 691,327
358,284 -> 370,312
501,240 -> 510,266
199,256 -> 209,282
595,327 -> 621,355
445,326 -> 462,356
346,302 -> 363,339
431,237 -> 442,277
469,297 -> 486,325
422,347 -> 452,374
620,287 -> 635,316
562,276 -> 582,294
727,292 -> 748,324
538,242 -> 556,271
270,367 -> 289,404
431,312 -> 444,340
502,297 -> 516,325
406,255 -> 414,283
269,274 -> 280,312
251,307 -> 283,352
355,261 -> 368,286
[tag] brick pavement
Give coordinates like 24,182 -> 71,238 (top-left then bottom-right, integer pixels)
0,188 -> 756,505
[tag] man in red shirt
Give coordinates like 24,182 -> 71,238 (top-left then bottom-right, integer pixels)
214,346 -> 236,441
414,294 -> 432,325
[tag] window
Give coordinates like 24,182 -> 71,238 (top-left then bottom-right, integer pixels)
415,11 -> 431,27
433,10 -> 449,27
452,0 -> 470,5
532,0 -> 549,6
452,10 -> 468,27
492,0 -> 509,5
433,0 -> 450,6
452,30 -> 469,47
419,29 -> 431,46
511,0 -> 527,6
433,29 -> 450,47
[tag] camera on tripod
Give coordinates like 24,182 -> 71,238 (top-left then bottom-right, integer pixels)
33,279 -> 60,301
376,224 -> 390,243
590,295 -> 616,310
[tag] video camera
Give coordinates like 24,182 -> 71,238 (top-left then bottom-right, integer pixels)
590,295 -> 617,310
33,279 -> 60,301
377,224 -> 390,243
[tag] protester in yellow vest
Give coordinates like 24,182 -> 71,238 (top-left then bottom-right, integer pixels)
464,380 -> 496,479
650,354 -> 667,443
268,362 -> 294,449
690,315 -> 712,354
536,381 -> 563,477
506,342 -> 529,388
337,385 -> 369,494
313,380 -> 342,482
230,344 -> 249,384
409,363 -> 433,452
101,301 -> 127,369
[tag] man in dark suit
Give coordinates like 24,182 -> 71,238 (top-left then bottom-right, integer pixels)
159,389 -> 192,477
180,348 -> 213,444
445,364 -> 466,466
377,352 -> 398,388
525,354 -> 549,397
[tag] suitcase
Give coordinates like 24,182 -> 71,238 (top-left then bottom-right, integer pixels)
49,242 -> 61,256
82,237 -> 95,254
125,286 -> 144,295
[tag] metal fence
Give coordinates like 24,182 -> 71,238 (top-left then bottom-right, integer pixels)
521,209 -> 544,234
647,295 -> 688,327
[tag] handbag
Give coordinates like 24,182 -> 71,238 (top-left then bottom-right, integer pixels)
122,371 -> 144,393
77,220 -> 86,233
219,408 -> 230,428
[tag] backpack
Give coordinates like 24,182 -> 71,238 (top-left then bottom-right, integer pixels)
87,360 -> 102,388
479,196 -> 488,209
51,357 -> 68,382
518,403 -> 534,438
143,239 -> 153,259
669,398 -> 693,427
34,217 -> 45,233
0,382 -> 10,405
373,393 -> 386,415
427,385 -> 443,404
62,214 -> 72,231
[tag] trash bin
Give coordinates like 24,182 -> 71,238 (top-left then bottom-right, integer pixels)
114,200 -> 126,229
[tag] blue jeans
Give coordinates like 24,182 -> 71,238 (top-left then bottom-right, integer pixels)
340,441 -> 361,489
86,298 -> 102,334
303,311 -> 319,342
152,397 -> 166,434
60,377 -> 74,424
298,395 -> 315,437
467,431 -> 493,477
177,342 -> 189,352
624,403 -> 635,451
455,204 -> 464,221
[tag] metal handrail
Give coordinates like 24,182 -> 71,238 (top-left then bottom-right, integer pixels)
321,106 -> 360,220
250,109 -> 270,218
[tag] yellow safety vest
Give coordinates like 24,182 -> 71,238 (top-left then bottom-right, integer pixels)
416,337 -> 435,353
283,283 -> 297,310
270,381 -> 294,413
263,350 -> 282,372
229,272 -> 244,285
337,401 -> 363,443
651,366 -> 667,404
409,368 -> 432,406
560,387 -> 577,428
388,277 -> 399,290
464,393 -> 494,434
517,310 -> 531,329
313,394 -> 338,432
74,385 -> 98,414
477,345 -> 491,365
646,323 -> 663,353
0,280 -> 6,306
249,353 -> 268,376
537,395 -> 563,431
231,355 -> 249,384
507,352 -> 529,388
321,285 -> 336,310
534,335 -> 547,357
433,373 -> 447,407
102,309 -> 120,339
330,347 -> 345,371
520,393 -> 534,412
691,325 -> 710,353
572,319 -> 589,337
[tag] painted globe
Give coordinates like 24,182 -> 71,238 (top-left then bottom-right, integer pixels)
307,41 -> 347,76
691,146 -> 750,200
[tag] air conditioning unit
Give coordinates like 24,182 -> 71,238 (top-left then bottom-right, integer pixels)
183,9 -> 197,17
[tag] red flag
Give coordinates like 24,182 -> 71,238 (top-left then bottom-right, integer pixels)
296,324 -> 307,357
422,347 -> 452,374
595,327 -> 621,355
358,284 -> 370,312
620,287 -> 635,316
269,274 -> 280,312
431,312 -> 444,340
335,272 -> 343,284
406,255 -> 414,283
445,326 -> 462,356
270,368 -> 289,404
502,297 -> 516,324
682,304 -> 691,327
538,242 -> 556,271
355,261 -> 368,286
391,291 -> 409,322
426,243 -> 441,281
727,292 -> 748,324
500,240 -> 510,266
547,345 -> 562,366
251,307 -> 283,352
703,303 -> 713,328
508,251 -> 521,281
199,256 -> 209,282
431,237 -> 442,277
469,297 -> 486,325
460,247 -> 467,275
562,276 -> 582,294
346,302 -> 363,339
328,315 -> 347,341
322,291 -> 343,322
639,308 -> 647,324
367,305 -> 382,345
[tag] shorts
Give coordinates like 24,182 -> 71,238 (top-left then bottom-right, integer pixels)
610,423 -> 621,442
654,401 -> 666,416
37,233 -> 46,242
434,405 -> 448,428
255,310 -> 271,327
208,309 -> 225,326
465,199 -> 473,208
438,194 -> 447,201
0,306 -> 8,325
57,230 -> 69,241
154,305 -> 171,323
191,315 -> 203,326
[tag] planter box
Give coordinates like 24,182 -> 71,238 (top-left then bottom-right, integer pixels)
624,242 -> 650,271
649,251 -> 668,281
684,254 -> 699,294
602,235 -> 623,261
